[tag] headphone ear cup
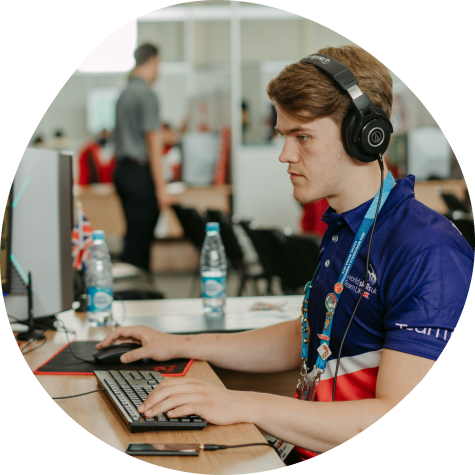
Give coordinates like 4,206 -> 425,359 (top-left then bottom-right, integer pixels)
342,106 -> 392,163
341,110 -> 356,158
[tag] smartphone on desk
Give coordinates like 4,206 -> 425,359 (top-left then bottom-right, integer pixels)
126,443 -> 200,456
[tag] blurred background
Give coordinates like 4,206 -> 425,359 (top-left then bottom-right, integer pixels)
28,1 -> 473,299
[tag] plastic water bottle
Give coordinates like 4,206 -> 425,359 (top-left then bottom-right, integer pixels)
200,222 -> 227,317
86,230 -> 114,326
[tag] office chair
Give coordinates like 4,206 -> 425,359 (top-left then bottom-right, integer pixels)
450,218 -> 475,249
172,204 -> 207,297
254,229 -> 308,294
286,234 -> 321,284
239,221 -> 280,295
172,204 -> 207,251
206,209 -> 265,296
440,192 -> 469,214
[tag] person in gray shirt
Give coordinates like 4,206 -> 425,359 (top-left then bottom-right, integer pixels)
114,43 -> 174,271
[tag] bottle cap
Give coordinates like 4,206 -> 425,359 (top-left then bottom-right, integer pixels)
206,222 -> 220,232
93,230 -> 105,240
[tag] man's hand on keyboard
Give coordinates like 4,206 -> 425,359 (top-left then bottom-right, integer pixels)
137,377 -> 250,426
95,325 -> 182,363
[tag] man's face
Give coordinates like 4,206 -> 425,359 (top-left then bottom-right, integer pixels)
150,55 -> 160,83
275,107 -> 351,205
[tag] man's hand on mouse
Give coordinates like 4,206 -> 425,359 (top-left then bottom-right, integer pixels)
95,326 -> 182,363
137,377 -> 253,426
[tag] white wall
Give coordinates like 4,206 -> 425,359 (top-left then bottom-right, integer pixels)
234,144 -> 301,231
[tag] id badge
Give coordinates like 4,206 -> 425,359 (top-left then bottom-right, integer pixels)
273,440 -> 295,461
297,376 -> 318,402
297,381 -> 311,401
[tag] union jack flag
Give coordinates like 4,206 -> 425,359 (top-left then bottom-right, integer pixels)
363,291 -> 370,299
71,203 -> 93,271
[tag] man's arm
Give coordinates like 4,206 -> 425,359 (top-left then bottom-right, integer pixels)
245,348 -> 434,452
145,129 -> 175,211
137,348 -> 434,453
179,318 -> 303,372
96,317 -> 302,373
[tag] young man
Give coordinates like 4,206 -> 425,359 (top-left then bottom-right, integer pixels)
98,46 -> 474,460
114,43 -> 174,271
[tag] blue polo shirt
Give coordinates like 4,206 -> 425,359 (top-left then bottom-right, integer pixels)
306,175 -> 474,402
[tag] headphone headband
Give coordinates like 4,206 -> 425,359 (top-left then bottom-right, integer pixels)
299,53 -> 393,162
300,54 -> 371,112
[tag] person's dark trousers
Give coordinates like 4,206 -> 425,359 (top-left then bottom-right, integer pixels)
113,158 -> 159,272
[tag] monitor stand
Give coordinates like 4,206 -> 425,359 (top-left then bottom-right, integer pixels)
16,271 -> 45,342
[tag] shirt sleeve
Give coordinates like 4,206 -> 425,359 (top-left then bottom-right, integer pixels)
141,90 -> 160,132
383,245 -> 473,360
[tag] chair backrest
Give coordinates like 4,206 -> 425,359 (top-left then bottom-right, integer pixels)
286,234 -> 321,284
206,209 -> 244,270
252,229 -> 307,293
440,193 -> 469,213
172,204 -> 206,251
451,218 -> 475,248
240,221 -> 277,279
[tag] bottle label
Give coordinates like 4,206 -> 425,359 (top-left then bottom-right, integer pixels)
87,287 -> 113,312
202,276 -> 227,298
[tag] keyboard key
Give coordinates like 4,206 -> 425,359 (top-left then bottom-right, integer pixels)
96,370 -> 208,430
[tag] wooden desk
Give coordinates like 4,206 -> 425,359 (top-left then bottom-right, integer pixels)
4,296 -> 475,473
20,298 -> 291,473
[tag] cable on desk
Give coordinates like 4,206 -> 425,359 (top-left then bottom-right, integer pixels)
21,333 -> 47,355
9,314 -> 77,335
54,318 -> 96,363
201,442 -> 275,451
52,389 -> 106,400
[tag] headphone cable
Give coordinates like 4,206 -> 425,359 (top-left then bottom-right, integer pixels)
332,156 -> 385,402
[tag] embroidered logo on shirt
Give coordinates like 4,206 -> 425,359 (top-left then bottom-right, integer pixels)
368,264 -> 377,285
345,273 -> 378,299
395,324 -> 453,341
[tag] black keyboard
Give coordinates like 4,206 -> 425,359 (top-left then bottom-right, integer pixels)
95,370 -> 208,433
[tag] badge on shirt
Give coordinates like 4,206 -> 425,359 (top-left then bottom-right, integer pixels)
317,333 -> 330,341
325,293 -> 337,311
334,282 -> 343,294
317,342 -> 332,360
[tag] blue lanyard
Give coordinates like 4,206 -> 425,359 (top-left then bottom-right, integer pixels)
300,172 -> 395,377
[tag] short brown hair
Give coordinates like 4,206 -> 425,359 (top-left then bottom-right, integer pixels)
134,43 -> 160,66
266,45 -> 393,126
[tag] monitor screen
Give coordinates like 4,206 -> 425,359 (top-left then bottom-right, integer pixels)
1,189 -> 12,295
4,147 -> 74,319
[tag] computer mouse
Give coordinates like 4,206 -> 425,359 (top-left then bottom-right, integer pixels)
92,343 -> 143,364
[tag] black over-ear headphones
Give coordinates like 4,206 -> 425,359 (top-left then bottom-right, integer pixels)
300,54 -> 393,163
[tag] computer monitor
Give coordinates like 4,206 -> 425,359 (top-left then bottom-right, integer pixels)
407,126 -> 451,181
1,188 -> 12,296
3,147 -> 74,319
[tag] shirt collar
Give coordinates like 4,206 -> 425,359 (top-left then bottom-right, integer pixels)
129,76 -> 148,86
322,175 -> 416,234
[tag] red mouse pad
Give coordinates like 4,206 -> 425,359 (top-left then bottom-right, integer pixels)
34,341 -> 193,376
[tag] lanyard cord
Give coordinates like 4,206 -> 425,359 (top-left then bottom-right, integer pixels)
332,156 -> 385,402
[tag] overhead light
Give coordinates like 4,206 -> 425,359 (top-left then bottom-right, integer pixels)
77,20 -> 137,73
